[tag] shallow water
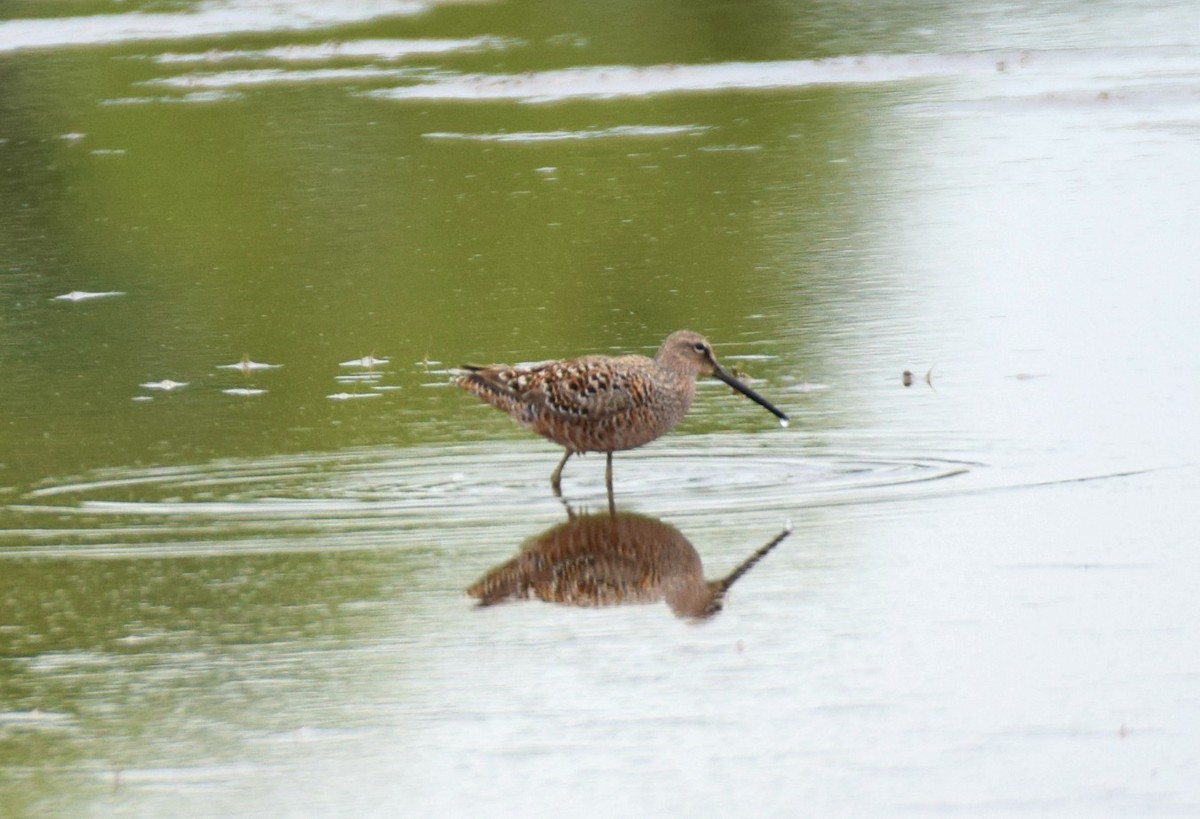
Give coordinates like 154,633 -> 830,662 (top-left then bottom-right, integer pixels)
2,0 -> 1199,815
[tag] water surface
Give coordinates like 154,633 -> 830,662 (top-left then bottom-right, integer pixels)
2,0 -> 1199,815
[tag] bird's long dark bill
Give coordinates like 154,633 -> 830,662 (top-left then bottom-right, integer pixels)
712,365 -> 789,423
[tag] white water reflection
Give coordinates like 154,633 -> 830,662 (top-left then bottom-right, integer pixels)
328,391 -> 382,401
143,66 -> 419,89
371,53 -> 1001,102
339,356 -> 390,368
0,710 -> 74,728
102,90 -> 246,106
370,48 -> 1200,103
216,356 -> 282,372
52,290 -> 125,302
0,0 -> 456,54
154,36 -> 511,64
423,125 -> 710,143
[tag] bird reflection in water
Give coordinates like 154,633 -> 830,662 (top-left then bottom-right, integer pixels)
467,511 -> 791,620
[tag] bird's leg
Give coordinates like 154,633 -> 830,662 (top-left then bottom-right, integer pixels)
605,451 -> 615,508
550,449 -> 572,496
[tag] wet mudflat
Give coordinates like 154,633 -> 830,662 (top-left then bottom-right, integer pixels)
2,0 -> 1199,815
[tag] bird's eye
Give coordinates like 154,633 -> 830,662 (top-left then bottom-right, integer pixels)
692,342 -> 707,354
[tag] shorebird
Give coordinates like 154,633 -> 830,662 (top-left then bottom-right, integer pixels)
455,330 -> 788,495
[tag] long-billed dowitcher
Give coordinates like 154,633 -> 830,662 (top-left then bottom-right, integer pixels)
455,330 -> 788,495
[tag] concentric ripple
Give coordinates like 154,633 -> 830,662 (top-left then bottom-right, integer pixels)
3,438 -> 973,558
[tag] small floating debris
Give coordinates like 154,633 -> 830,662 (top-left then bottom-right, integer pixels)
328,392 -> 381,401
141,380 -> 188,391
223,388 -> 266,396
132,395 -> 154,402
52,290 -> 124,302
339,355 -> 389,368
217,354 -> 281,373
902,367 -> 935,389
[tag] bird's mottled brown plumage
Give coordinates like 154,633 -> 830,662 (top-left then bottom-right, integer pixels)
456,330 -> 788,494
